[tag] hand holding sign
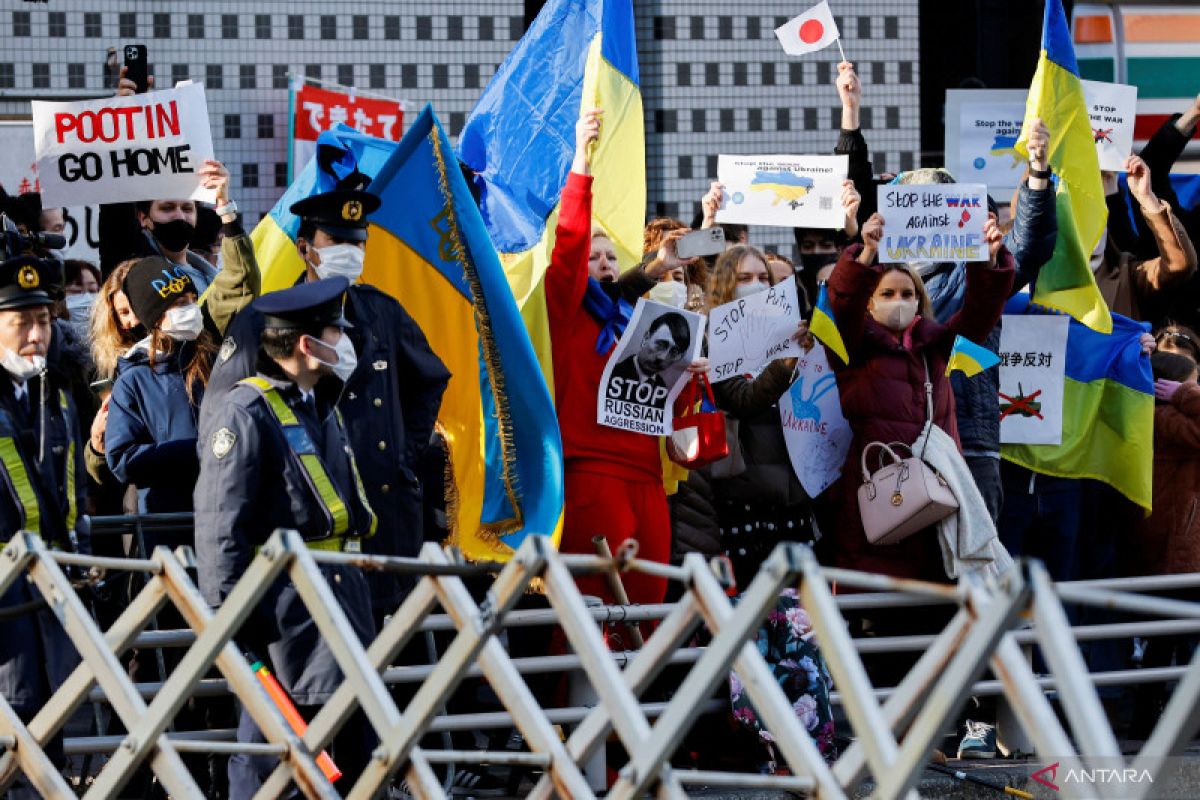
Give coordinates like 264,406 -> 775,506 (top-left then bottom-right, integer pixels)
876,183 -> 988,264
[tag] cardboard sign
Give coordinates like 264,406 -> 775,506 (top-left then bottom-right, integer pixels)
1082,79 -> 1138,172
32,83 -> 216,208
290,81 -> 405,180
944,89 -> 1028,192
716,154 -> 848,229
998,315 -> 1068,445
780,347 -> 852,496
598,299 -> 705,436
707,280 -> 803,382
0,121 -> 99,261
878,183 -> 988,263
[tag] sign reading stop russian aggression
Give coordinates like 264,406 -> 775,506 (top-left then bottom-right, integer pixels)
877,183 -> 989,263
32,83 -> 216,208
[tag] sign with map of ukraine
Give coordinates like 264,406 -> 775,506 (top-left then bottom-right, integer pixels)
716,154 -> 848,229
945,89 -> 1028,193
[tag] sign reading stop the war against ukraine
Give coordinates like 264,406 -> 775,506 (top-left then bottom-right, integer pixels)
877,183 -> 989,263
32,83 -> 216,208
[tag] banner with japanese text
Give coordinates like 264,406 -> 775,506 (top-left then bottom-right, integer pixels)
290,80 -> 404,180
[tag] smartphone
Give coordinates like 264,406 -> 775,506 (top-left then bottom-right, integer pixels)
123,44 -> 148,93
676,227 -> 726,260
89,378 -> 113,395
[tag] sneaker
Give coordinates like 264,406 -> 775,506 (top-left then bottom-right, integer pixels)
448,765 -> 509,797
957,719 -> 997,759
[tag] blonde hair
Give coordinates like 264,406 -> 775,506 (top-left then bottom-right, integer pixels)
876,264 -> 935,320
90,260 -> 137,381
706,244 -> 771,309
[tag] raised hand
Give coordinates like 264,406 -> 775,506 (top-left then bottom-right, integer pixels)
841,179 -> 861,238
198,160 -> 230,204
1126,155 -> 1164,213
115,64 -> 155,97
571,108 -> 603,176
984,215 -> 1004,267
701,181 -> 724,229
858,213 -> 883,264
836,61 -> 861,130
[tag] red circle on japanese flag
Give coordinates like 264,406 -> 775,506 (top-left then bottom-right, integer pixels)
799,19 -> 825,43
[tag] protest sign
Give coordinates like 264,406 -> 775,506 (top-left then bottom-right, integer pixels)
0,121 -> 98,261
290,80 -> 405,180
1081,79 -> 1138,172
998,315 -> 1068,445
945,89 -> 1028,192
707,280 -> 802,382
878,183 -> 988,263
716,154 -> 848,229
32,83 -> 216,208
780,347 -> 852,496
598,299 -> 705,436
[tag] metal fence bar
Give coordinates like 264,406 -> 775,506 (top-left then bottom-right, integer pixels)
0,693 -> 76,798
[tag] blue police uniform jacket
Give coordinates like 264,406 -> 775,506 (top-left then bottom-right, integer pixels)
204,283 -> 450,610
194,373 -> 376,704
0,369 -> 87,711
105,342 -> 203,514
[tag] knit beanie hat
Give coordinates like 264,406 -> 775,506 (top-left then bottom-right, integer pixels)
122,256 -> 196,330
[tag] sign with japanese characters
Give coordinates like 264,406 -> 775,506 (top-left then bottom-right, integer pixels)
290,81 -> 404,178
998,315 -> 1069,445
877,183 -> 989,263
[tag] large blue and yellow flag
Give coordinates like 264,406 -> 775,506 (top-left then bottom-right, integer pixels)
363,106 -> 564,561
457,0 -> 644,392
1015,0 -> 1112,334
251,125 -> 399,293
1001,294 -> 1153,511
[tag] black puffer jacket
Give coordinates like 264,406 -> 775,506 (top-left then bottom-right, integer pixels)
669,468 -> 721,563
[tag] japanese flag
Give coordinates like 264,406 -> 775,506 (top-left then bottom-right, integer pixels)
774,1 -> 840,56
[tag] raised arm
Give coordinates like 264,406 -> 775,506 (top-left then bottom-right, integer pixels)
826,213 -> 884,359
834,61 -> 875,225
197,160 -> 261,336
1005,118 -> 1057,294
1127,155 -> 1198,293
545,110 -> 601,322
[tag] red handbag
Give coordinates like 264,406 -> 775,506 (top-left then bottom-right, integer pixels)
666,373 -> 729,469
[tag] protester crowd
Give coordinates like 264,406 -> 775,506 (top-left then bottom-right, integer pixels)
2,50 -> 1200,798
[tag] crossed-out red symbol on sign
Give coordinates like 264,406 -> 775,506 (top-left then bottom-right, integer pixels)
999,384 -> 1044,421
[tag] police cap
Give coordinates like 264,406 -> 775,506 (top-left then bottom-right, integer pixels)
0,255 -> 57,311
255,276 -> 353,331
289,190 -> 380,243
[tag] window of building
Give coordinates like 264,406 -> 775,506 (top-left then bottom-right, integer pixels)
369,64 -> 386,89
119,13 -> 137,38
13,12 -> 31,37
68,63 -> 86,89
188,14 -> 204,38
275,162 -> 289,188
478,17 -> 494,40
206,64 -> 223,89
288,16 -> 304,40
692,109 -> 707,133
240,64 -> 256,90
448,17 -> 463,41
243,163 -> 259,189
416,17 -> 432,40
256,15 -> 271,40
84,13 -> 102,37
172,64 -> 190,86
337,64 -> 354,87
464,64 -> 479,89
0,64 -> 13,89
224,114 -> 241,139
257,114 -> 273,139
49,12 -> 67,37
152,13 -> 170,38
432,64 -> 448,89
272,65 -> 289,89
320,16 -> 337,39
401,64 -> 417,88
32,64 -> 50,89
384,16 -> 400,40
353,16 -> 369,40
222,15 -> 239,39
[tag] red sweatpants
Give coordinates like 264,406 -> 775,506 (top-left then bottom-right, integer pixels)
559,465 -> 671,605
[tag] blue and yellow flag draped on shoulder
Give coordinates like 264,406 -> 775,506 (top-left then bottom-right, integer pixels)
1015,0 -> 1112,334
251,125 -> 400,292
1001,294 -> 1152,512
457,0 -> 644,393
362,106 -> 564,561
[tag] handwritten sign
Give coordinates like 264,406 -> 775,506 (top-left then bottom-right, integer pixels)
1082,79 -> 1138,172
290,81 -> 404,181
716,154 -> 848,229
998,315 -> 1068,445
32,83 -> 216,208
780,347 -> 852,496
877,183 -> 988,263
598,299 -> 705,436
707,280 -> 802,382
945,89 -> 1028,193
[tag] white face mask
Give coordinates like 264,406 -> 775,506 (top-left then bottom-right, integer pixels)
871,298 -> 919,332
66,292 -> 97,329
648,280 -> 688,309
734,281 -> 769,300
1,348 -> 46,383
310,243 -> 366,282
161,302 -> 204,342
306,332 -> 358,382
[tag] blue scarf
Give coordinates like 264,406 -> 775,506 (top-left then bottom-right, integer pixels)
581,278 -> 632,354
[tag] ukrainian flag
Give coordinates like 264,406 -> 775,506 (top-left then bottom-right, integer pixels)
250,125 -> 400,293
946,335 -> 1000,378
810,283 -> 849,365
363,105 -> 564,560
457,0 -> 644,392
1001,294 -> 1153,512
1015,0 -> 1112,334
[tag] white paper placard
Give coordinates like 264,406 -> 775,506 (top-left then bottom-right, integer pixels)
780,347 -> 852,496
598,298 -> 706,436
716,154 -> 848,229
878,183 -> 989,263
33,83 -> 216,208
998,315 -> 1069,445
707,280 -> 803,382
1082,79 -> 1139,172
944,89 -> 1028,193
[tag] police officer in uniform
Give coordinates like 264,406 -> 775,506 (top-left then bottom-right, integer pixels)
0,254 -> 89,799
195,277 -> 378,798
204,186 -> 450,625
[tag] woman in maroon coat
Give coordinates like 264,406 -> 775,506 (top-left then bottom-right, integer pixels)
826,213 -> 1014,582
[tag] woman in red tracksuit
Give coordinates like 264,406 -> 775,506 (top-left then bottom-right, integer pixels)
547,110 -> 700,604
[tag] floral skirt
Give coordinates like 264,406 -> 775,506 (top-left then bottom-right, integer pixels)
729,589 -> 837,764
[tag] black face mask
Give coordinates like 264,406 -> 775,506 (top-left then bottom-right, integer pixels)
127,323 -> 148,342
149,218 -> 195,253
800,252 -> 840,273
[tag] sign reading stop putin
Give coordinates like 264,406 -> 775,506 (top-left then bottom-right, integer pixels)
31,82 -> 216,208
